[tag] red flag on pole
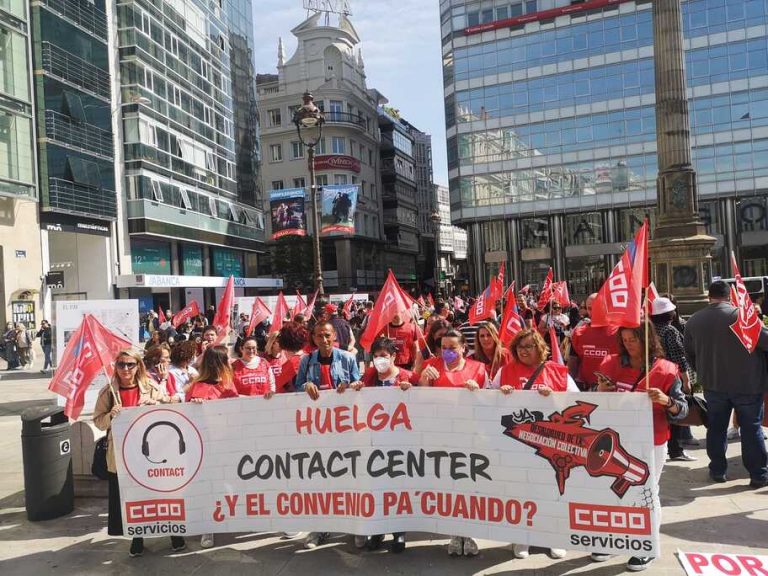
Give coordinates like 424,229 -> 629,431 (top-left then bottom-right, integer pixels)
591,220 -> 648,328
552,281 -> 570,308
212,275 -> 235,334
342,294 -> 355,320
158,307 -> 167,325
427,293 -> 435,309
536,268 -> 554,310
245,297 -> 272,337
172,301 -> 200,329
48,314 -> 131,420
417,295 -> 426,308
292,290 -> 307,320
271,291 -> 289,333
549,325 -> 564,365
499,293 -> 525,347
359,271 -> 413,351
491,263 -> 505,301
469,284 -> 496,324
302,289 -> 319,318
729,251 -> 763,353
647,282 -> 660,306
503,280 -> 516,303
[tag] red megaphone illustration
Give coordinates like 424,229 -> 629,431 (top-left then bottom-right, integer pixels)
585,429 -> 649,497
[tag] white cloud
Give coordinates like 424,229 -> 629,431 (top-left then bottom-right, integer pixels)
252,1 -> 448,185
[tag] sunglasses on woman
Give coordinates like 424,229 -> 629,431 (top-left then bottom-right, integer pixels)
116,361 -> 138,369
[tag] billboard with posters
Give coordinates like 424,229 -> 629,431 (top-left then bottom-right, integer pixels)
270,188 -> 307,240
111,389 -> 660,557
54,300 -> 139,413
320,184 -> 358,235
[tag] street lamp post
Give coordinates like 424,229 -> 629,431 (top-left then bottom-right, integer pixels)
293,92 -> 326,296
430,210 -> 442,298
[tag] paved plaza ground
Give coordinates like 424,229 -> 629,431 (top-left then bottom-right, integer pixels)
0,375 -> 766,575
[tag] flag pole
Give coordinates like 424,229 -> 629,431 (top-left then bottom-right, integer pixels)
644,287 -> 650,381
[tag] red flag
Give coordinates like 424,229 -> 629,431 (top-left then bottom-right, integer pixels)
359,271 -> 412,351
647,282 -> 660,305
499,293 -> 525,347
469,284 -> 496,324
172,301 -> 200,329
417,295 -> 426,308
491,263 -> 505,301
302,290 -> 319,318
453,295 -> 466,312
591,221 -> 648,328
342,294 -> 355,320
552,281 -> 570,308
549,325 -> 564,365
246,297 -> 272,337
729,251 -> 763,353
503,280 -> 516,303
292,290 -> 307,320
427,293 -> 435,309
272,291 -> 289,333
48,314 -> 131,420
521,284 -> 531,295
536,268 -> 554,309
213,275 -> 235,333
158,307 -> 167,325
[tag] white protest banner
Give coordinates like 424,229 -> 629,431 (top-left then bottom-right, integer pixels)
678,551 -> 768,576
54,300 -> 139,413
112,389 -> 659,555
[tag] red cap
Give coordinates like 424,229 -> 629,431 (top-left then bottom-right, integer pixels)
324,303 -> 338,314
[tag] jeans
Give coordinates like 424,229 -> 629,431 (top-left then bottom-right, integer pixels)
704,390 -> 767,482
43,344 -> 52,370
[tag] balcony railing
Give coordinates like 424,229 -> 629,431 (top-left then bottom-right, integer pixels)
46,177 -> 117,219
41,0 -> 108,41
41,42 -> 110,100
324,112 -> 366,129
45,110 -> 113,159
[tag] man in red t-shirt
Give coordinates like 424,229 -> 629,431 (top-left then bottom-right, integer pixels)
568,293 -> 619,390
375,314 -> 419,369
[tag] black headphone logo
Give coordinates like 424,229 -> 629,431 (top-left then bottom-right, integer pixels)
141,421 -> 186,465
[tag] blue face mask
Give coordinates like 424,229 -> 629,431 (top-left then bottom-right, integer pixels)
442,349 -> 460,365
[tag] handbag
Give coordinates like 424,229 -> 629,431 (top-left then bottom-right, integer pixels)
92,436 -> 109,480
673,395 -> 708,427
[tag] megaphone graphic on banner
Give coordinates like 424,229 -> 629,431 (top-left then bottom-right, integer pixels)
585,429 -> 649,497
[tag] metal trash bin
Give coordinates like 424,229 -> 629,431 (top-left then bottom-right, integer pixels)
21,405 -> 74,521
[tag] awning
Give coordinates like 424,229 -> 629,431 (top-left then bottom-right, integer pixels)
116,274 -> 283,289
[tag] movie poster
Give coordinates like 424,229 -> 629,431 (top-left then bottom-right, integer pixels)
320,184 -> 358,235
269,188 -> 307,240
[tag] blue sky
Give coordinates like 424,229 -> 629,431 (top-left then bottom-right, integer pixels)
252,1 -> 449,186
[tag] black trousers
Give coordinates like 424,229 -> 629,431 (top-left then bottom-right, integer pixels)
107,472 -> 124,536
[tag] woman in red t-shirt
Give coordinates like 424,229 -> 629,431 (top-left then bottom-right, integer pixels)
592,323 -> 687,572
417,329 -> 485,558
233,336 -> 275,397
468,322 -> 512,380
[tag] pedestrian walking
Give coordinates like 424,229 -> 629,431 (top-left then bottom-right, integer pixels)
36,320 -> 53,372
683,280 -> 768,488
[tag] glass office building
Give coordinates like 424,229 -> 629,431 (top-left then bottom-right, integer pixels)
441,0 -> 768,298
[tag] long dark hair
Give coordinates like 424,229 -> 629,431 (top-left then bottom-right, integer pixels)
193,346 -> 233,389
617,323 -> 665,364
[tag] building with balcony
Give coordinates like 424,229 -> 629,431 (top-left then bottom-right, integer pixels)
114,0 -> 268,310
256,10 -> 388,292
30,0 -> 117,315
435,184 -> 469,295
0,0 -> 43,327
441,0 -> 768,300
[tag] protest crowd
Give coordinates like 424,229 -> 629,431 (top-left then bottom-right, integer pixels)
47,222 -> 767,572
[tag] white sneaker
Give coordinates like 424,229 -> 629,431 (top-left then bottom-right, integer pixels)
549,548 -> 567,559
463,537 -> 478,556
727,427 -> 741,440
200,533 -> 214,548
354,535 -> 368,549
304,532 -> 329,549
448,536 -> 463,556
281,532 -> 302,539
513,544 -> 529,559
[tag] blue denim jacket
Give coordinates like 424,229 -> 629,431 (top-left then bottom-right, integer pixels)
296,348 -> 360,390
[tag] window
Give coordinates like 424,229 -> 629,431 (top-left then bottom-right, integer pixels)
329,100 -> 343,121
205,151 -> 215,171
316,175 -> 329,187
368,150 -> 373,165
63,92 -> 86,122
291,141 -> 304,159
208,196 -> 218,216
271,180 -> 284,190
151,180 -> 164,202
317,138 -> 327,154
334,174 -> 348,185
267,108 -> 282,127
270,144 -> 282,162
180,188 -> 192,209
350,139 -> 356,158
228,204 -> 239,222
293,177 -> 306,188
332,137 -> 346,154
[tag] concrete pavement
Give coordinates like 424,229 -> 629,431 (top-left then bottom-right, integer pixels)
0,377 -> 767,576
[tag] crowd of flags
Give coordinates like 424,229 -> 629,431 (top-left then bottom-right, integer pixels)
49,220 -> 763,420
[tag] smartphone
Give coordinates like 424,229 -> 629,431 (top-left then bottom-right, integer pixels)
594,372 -> 616,386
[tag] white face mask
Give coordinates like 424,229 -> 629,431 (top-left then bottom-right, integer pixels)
373,357 -> 392,373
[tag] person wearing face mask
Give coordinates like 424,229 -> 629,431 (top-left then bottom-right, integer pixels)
233,336 -> 275,398
412,318 -> 451,375
350,337 -> 412,553
417,329 -> 486,558
373,313 -> 419,370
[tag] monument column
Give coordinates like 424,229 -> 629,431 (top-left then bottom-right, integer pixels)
650,0 -> 716,314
